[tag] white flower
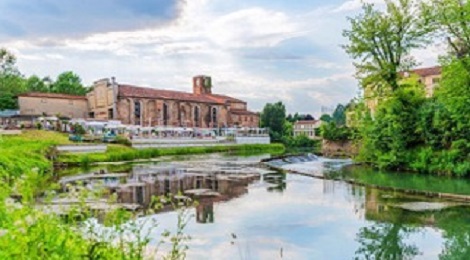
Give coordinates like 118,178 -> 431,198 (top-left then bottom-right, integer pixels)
0,229 -> 7,237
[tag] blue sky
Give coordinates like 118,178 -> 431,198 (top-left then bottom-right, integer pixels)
0,0 -> 441,115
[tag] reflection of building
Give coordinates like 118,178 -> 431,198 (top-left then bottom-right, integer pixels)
86,76 -> 260,127
365,66 -> 442,112
293,120 -> 322,139
116,166 -> 260,223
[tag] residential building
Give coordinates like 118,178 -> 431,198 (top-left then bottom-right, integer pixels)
293,120 -> 322,139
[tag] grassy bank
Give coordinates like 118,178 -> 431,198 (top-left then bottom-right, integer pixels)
0,130 -> 284,171
59,143 -> 286,165
0,130 -> 70,180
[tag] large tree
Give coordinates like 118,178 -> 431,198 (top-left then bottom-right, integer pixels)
51,71 -> 88,95
423,0 -> 470,70
0,48 -> 25,109
260,101 -> 287,142
343,0 -> 429,92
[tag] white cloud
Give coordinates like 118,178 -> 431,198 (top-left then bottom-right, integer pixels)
7,0 -> 370,114
333,0 -> 384,13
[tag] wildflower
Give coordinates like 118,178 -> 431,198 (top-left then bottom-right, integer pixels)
0,229 -> 8,237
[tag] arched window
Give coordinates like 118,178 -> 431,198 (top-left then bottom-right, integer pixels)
163,103 -> 169,126
134,101 -> 141,125
194,106 -> 200,127
211,107 -> 217,127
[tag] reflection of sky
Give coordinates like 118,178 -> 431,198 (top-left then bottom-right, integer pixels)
143,172 -> 444,259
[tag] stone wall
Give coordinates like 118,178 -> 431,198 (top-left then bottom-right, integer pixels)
321,139 -> 358,158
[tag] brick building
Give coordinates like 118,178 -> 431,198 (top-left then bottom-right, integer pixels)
87,75 -> 259,127
18,92 -> 88,118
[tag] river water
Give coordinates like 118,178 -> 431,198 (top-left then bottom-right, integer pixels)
60,154 -> 470,259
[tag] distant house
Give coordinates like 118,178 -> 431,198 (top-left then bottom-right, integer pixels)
293,120 -> 322,139
364,66 -> 442,112
18,92 -> 89,119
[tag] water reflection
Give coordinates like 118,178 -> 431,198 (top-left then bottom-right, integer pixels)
57,155 -> 283,225
54,154 -> 470,259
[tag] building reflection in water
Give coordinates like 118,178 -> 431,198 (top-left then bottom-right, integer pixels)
110,164 -> 264,224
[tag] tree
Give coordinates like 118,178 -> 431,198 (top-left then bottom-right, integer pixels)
260,101 -> 287,142
343,0 -> 429,92
25,75 -> 49,93
51,71 -> 87,95
332,104 -> 347,126
320,114 -> 332,123
423,0 -> 470,70
304,114 -> 315,121
0,48 -> 25,109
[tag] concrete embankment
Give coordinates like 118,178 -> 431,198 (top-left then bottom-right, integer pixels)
263,154 -> 470,203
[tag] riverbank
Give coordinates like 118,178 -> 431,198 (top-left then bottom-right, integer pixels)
0,130 -> 285,174
57,143 -> 285,166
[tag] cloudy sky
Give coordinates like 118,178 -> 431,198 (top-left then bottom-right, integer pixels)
0,0 -> 441,115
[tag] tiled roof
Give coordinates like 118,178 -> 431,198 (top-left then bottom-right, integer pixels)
294,120 -> 320,125
406,66 -> 441,77
210,94 -> 246,104
118,84 -> 244,105
230,109 -> 259,116
18,92 -> 87,100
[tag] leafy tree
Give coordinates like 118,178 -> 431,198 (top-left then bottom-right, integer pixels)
286,113 -> 294,123
332,104 -> 347,126
25,75 -> 49,93
0,93 -> 17,110
260,101 -> 287,142
423,0 -> 470,70
303,114 -> 315,121
320,114 -> 332,122
0,48 -> 25,109
51,71 -> 88,95
343,0 -> 429,92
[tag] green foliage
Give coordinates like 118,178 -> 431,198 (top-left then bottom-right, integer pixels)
319,114 -> 332,123
320,122 -> 354,141
51,71 -> 88,95
332,104 -> 347,126
0,48 -> 88,110
260,101 -> 287,142
343,0 -> 430,91
71,123 -> 86,135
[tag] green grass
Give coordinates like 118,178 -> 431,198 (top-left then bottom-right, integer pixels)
59,143 -> 286,165
0,130 -> 70,180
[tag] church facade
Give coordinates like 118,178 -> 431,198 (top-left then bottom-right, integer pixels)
86,75 -> 259,128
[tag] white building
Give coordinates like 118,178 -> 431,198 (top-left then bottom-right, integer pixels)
293,120 -> 322,139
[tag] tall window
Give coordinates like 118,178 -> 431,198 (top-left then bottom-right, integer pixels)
211,107 -> 217,127
194,106 -> 200,127
163,103 -> 169,126
134,101 -> 141,125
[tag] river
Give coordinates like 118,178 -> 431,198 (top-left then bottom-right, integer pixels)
58,153 -> 470,259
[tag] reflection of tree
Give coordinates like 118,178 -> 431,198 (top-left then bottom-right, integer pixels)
437,207 -> 470,260
264,172 -> 286,192
355,223 -> 419,260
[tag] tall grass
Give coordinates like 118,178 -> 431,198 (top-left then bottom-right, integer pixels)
0,131 -> 194,259
0,130 -> 70,180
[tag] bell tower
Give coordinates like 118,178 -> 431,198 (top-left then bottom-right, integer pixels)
193,75 -> 212,95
